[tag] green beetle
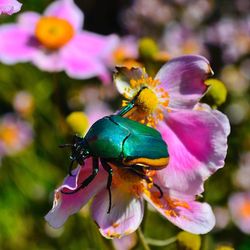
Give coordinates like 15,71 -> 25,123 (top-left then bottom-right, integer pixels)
61,115 -> 169,213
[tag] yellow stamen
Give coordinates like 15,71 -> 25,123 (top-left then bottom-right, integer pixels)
112,167 -> 145,197
129,76 -> 160,89
136,88 -> 159,115
110,164 -> 157,197
148,191 -> 190,217
35,17 -> 74,49
123,75 -> 170,127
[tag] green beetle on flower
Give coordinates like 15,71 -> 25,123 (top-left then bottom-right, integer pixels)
59,114 -> 169,213
46,55 -> 229,239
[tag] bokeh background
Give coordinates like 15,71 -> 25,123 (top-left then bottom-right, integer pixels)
0,0 -> 250,249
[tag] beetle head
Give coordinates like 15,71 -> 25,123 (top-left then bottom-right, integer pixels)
70,135 -> 90,165
60,135 -> 90,166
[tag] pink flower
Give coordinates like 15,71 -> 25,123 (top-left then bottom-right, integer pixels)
0,0 -> 21,15
229,192 -> 250,234
45,55 -> 230,238
0,0 -> 118,83
0,113 -> 33,158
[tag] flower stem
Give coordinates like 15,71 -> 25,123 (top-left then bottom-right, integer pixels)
136,227 -> 151,250
146,236 -> 177,247
141,201 -> 148,232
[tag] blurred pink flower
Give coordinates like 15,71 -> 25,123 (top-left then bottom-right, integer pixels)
0,113 -> 33,158
0,0 -> 118,83
45,56 -> 230,238
234,152 -> 250,190
162,24 -> 208,57
213,206 -> 230,230
205,17 -> 250,62
0,0 -> 21,15
13,91 -> 34,117
229,192 -> 250,234
110,36 -> 138,67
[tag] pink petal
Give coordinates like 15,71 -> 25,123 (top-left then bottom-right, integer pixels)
228,192 -> 250,234
45,159 -> 106,229
144,189 -> 215,234
112,233 -> 137,250
0,25 -> 38,64
0,0 -> 22,15
60,45 -> 111,83
155,55 -> 213,110
17,11 -> 41,32
70,32 -> 119,60
91,187 -> 144,239
32,50 -> 64,72
157,107 -> 229,196
44,0 -> 84,30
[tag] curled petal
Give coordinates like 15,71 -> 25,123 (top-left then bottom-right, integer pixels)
45,159 -> 106,229
44,0 -> 84,30
155,55 -> 212,110
157,108 -> 229,196
144,189 -> 215,234
114,67 -> 148,99
0,25 -> 38,64
91,187 -> 144,239
0,0 -> 22,15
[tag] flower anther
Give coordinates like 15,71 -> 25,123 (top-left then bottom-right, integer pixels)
123,75 -> 170,127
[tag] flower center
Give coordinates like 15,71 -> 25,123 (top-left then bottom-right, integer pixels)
136,88 -> 159,115
35,17 -> 74,49
124,76 -> 170,126
112,166 -> 155,197
240,200 -> 250,218
0,124 -> 19,146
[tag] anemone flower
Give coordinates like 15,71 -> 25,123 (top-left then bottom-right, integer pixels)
0,0 -> 118,83
114,55 -> 230,197
0,113 -> 33,158
0,0 -> 21,15
45,55 -> 229,238
229,192 -> 250,234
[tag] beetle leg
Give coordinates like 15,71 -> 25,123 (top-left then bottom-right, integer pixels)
100,159 -> 113,214
61,157 -> 99,195
131,168 -> 163,199
152,183 -> 163,198
117,101 -> 135,117
117,87 -> 147,117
